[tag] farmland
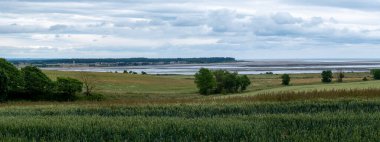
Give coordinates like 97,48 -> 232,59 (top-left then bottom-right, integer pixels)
1,70 -> 380,141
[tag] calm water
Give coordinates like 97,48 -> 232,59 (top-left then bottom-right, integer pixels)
42,59 -> 380,75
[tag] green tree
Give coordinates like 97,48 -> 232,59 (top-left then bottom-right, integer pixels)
0,70 -> 9,101
321,70 -> 333,83
0,58 -> 23,95
223,72 -> 239,93
21,66 -> 54,99
371,69 -> 380,80
239,75 -> 251,92
213,70 -> 228,93
194,68 -> 216,95
56,77 -> 83,101
281,74 -> 290,85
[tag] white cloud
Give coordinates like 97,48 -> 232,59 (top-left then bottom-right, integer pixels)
1,0 -> 380,59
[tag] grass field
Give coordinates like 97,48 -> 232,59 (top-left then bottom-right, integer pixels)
43,70 -> 372,101
1,70 -> 379,141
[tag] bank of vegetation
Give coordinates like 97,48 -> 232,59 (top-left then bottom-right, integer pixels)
0,58 -> 90,101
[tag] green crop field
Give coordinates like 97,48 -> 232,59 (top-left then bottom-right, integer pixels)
1,70 -> 380,141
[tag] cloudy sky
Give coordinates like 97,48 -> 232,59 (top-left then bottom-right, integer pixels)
1,0 -> 380,59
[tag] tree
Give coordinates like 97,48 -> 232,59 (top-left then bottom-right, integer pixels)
371,69 -> 380,80
79,72 -> 97,96
223,72 -> 239,93
21,66 -> 54,99
321,70 -> 333,83
194,68 -> 216,95
195,69 -> 252,95
336,71 -> 345,82
0,70 -> 9,101
56,77 -> 83,101
0,58 -> 23,95
239,75 -> 251,92
281,74 -> 290,85
212,70 -> 228,93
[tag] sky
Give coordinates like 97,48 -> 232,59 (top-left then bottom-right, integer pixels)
1,0 -> 380,59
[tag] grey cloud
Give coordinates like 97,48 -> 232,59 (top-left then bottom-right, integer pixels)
282,0 -> 380,11
49,24 -> 69,31
271,12 -> 302,24
199,10 -> 380,45
205,9 -> 250,33
0,24 -> 47,34
303,17 -> 324,27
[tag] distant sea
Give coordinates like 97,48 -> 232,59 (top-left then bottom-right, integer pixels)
41,59 -> 380,75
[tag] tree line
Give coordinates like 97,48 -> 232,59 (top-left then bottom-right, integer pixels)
0,58 -> 87,102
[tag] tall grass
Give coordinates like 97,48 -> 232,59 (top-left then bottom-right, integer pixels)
2,100 -> 380,117
0,112 -> 380,141
229,88 -> 380,102
1,99 -> 380,141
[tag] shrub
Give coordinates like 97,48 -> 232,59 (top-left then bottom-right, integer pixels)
239,75 -> 251,91
194,68 -> 216,95
56,77 -> 83,101
265,72 -> 273,75
0,70 -> 9,101
141,71 -> 147,75
371,69 -> 380,80
81,93 -> 105,101
21,66 -> 54,100
281,74 -> 290,85
321,70 -> 333,83
363,77 -> 368,81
